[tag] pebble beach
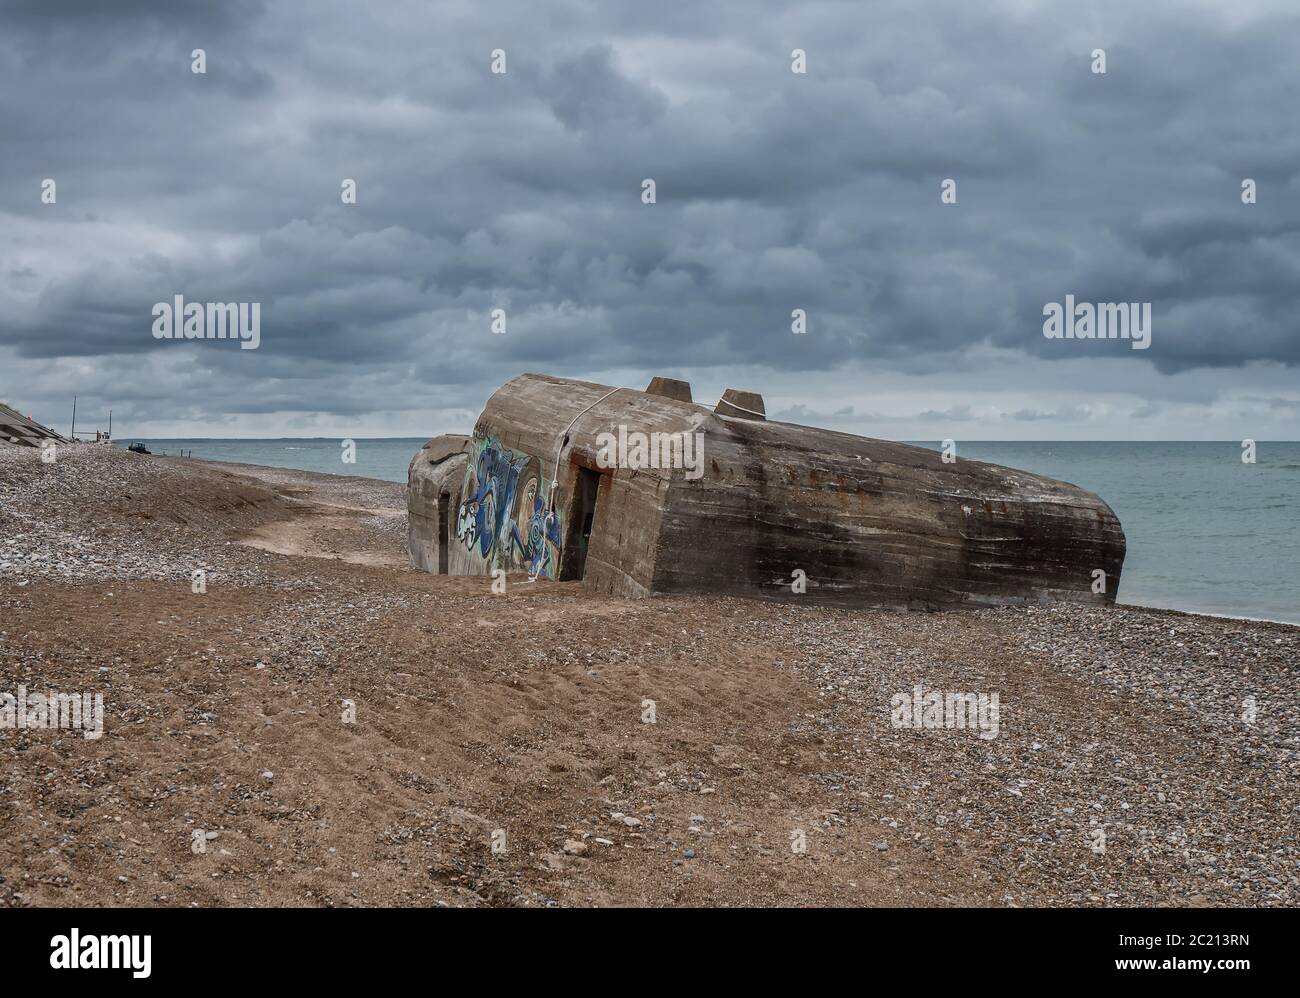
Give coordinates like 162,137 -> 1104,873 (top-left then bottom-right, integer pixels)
1,443 -> 1295,907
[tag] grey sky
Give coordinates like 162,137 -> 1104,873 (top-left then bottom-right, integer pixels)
2,0 -> 1298,439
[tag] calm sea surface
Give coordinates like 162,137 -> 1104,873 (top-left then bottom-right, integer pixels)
121,438 -> 1300,624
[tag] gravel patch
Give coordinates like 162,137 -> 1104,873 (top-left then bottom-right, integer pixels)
0,444 -> 407,588
761,600 -> 1298,905
2,443 -> 1294,907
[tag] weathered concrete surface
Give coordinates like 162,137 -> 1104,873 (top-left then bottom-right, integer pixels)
653,416 -> 1125,609
716,389 -> 766,421
407,434 -> 469,574
0,402 -> 68,447
645,376 -> 693,403
411,374 -> 1126,609
471,375 -> 707,596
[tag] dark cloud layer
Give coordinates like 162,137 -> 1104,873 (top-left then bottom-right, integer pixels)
2,0 -> 1298,438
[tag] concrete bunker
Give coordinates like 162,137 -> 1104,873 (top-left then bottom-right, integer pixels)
409,373 -> 1127,608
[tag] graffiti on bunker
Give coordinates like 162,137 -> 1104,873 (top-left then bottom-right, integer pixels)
456,434 -> 563,578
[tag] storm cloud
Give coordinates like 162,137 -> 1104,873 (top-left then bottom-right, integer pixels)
2,0 -> 1298,439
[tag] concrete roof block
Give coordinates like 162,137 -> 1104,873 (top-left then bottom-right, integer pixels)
419,433 -> 471,465
716,389 -> 766,420
645,377 -> 693,403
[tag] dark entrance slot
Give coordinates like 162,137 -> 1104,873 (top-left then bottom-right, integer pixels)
560,467 -> 602,581
437,493 -> 450,574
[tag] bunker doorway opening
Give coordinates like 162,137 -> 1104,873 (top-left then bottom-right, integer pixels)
438,493 -> 449,574
560,467 -> 602,581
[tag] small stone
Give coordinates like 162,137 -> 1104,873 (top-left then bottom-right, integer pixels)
562,839 -> 587,856
620,816 -> 641,828
874,841 -> 889,851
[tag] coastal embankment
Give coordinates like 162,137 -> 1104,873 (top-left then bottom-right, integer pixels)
1,444 -> 1295,906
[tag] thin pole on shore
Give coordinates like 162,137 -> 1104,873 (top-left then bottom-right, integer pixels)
108,409 -> 112,440
70,395 -> 77,441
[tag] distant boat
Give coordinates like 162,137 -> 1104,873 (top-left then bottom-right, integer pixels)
127,441 -> 151,455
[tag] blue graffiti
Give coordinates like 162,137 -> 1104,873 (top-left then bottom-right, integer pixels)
521,494 -> 563,578
456,435 -> 563,579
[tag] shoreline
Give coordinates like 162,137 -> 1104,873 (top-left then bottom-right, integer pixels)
142,450 -> 408,485
1115,601 -> 1299,629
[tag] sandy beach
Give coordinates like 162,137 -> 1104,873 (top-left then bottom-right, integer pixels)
1,443 -> 1296,907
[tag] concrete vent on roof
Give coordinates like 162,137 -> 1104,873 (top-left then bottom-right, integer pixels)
645,377 -> 692,403
716,389 -> 765,421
